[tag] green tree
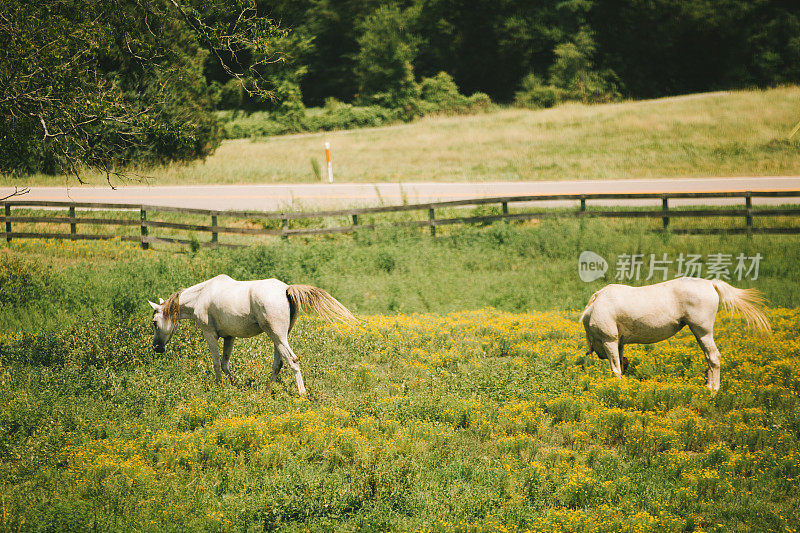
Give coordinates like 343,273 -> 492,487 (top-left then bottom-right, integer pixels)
587,0 -> 791,97
253,0 -> 799,108
287,0 -> 371,107
549,28 -> 619,103
746,4 -> 800,84
354,5 -> 421,115
0,0 -> 283,179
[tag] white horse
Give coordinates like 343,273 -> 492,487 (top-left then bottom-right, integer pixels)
580,278 -> 770,391
148,275 -> 356,395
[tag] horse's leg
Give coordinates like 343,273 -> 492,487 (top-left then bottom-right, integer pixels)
594,342 -> 608,359
221,336 -> 237,386
256,297 -> 304,395
600,340 -> 623,377
267,346 -> 284,395
273,339 -> 306,396
619,343 -> 629,374
689,324 -> 722,392
201,330 -> 223,384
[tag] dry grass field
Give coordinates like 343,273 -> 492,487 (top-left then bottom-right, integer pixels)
6,87 -> 800,187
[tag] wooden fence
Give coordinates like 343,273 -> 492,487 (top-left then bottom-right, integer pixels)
2,190 -> 800,248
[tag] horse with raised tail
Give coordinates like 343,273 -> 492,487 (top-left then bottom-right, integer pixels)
580,278 -> 770,392
148,275 -> 356,395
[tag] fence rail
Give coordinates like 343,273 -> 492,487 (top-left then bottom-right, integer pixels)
2,190 -> 800,248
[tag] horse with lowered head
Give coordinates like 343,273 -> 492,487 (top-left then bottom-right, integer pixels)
148,275 -> 356,395
580,277 -> 770,392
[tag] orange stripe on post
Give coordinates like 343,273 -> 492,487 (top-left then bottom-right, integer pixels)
325,142 -> 333,183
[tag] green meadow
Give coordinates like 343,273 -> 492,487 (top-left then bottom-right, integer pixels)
1,220 -> 799,531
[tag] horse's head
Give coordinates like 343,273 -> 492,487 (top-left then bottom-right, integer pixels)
148,295 -> 180,353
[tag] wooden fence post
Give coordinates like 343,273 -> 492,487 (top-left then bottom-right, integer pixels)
428,208 -> 436,236
4,204 -> 10,243
281,217 -> 288,240
69,205 -> 76,240
211,215 -> 218,244
351,213 -> 359,227
140,208 -> 149,250
580,195 -> 586,213
745,192 -> 753,235
662,196 -> 670,230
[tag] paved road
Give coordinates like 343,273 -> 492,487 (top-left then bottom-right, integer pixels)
5,176 -> 800,211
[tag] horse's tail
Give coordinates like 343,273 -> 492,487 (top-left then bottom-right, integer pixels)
711,280 -> 771,334
286,284 -> 357,326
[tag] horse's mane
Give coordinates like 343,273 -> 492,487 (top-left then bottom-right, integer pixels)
163,290 -> 183,323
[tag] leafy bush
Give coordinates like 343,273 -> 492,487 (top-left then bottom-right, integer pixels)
217,71 -> 494,139
218,100 -> 402,138
514,74 -> 562,109
466,92 -> 493,112
419,72 -> 493,115
419,72 -> 464,110
219,111 -> 289,138
302,99 -> 400,131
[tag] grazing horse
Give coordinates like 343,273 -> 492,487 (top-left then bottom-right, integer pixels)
148,275 -> 355,395
580,278 -> 770,391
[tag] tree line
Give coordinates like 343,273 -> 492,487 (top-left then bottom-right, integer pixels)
247,0 -> 799,106
2,0 -> 798,177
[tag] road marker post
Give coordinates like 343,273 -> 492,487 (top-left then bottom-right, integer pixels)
325,142 -> 333,183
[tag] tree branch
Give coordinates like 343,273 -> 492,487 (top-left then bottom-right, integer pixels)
0,186 -> 31,201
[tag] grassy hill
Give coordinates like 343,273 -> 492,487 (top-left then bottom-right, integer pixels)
6,86 -> 800,187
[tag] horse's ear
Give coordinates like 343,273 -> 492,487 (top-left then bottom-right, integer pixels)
148,300 -> 161,311
158,297 -> 165,304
